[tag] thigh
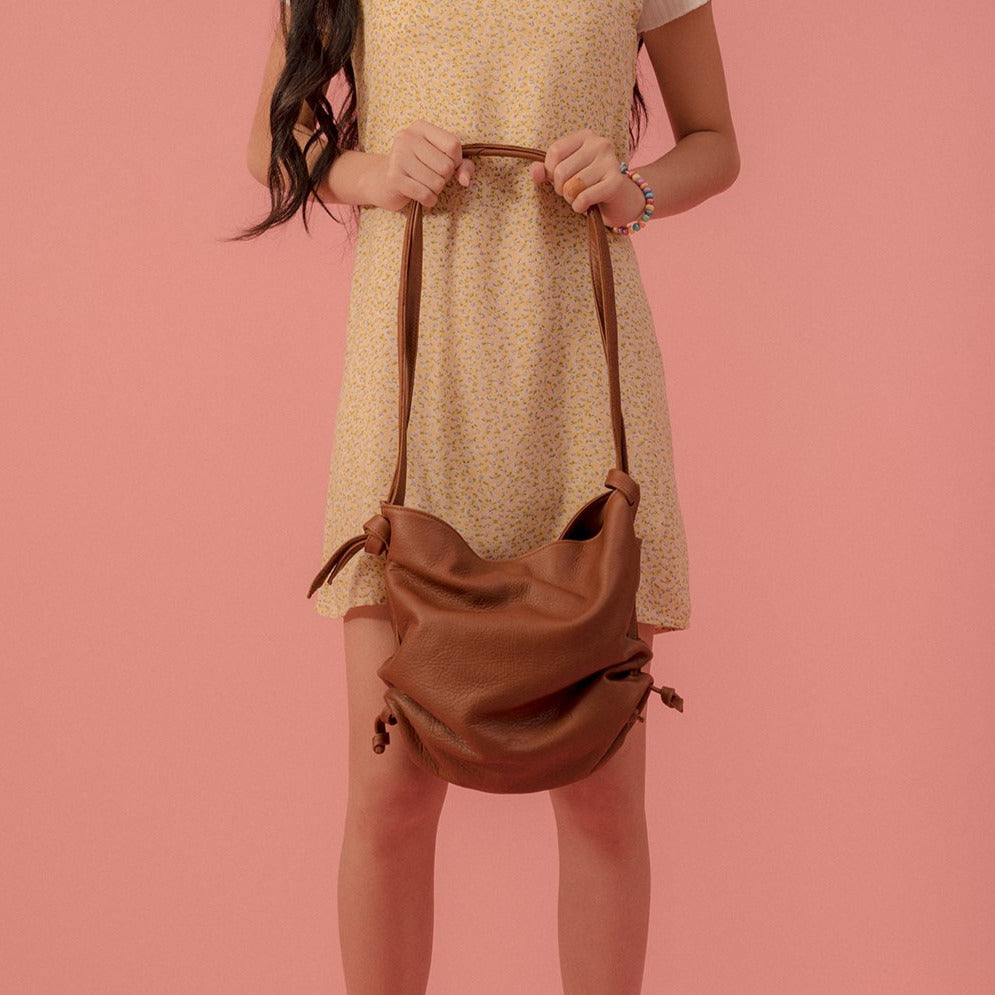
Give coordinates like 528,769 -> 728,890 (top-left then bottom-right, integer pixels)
342,604 -> 449,818
547,622 -> 655,823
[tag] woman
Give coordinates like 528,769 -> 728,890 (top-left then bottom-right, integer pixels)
243,0 -> 738,990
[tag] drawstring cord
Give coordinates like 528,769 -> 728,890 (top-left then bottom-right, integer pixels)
373,704 -> 398,754
634,682 -> 684,724
651,683 -> 683,711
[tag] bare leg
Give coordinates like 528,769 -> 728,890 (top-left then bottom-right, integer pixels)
547,622 -> 657,995
338,604 -> 450,995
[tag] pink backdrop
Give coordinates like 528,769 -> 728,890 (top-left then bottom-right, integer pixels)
3,0 -> 993,992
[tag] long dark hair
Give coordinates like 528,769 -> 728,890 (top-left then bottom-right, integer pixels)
229,0 -> 651,245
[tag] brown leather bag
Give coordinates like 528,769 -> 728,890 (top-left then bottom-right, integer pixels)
308,143 -> 684,794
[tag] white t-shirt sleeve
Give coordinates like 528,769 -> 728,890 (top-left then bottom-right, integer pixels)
637,0 -> 711,34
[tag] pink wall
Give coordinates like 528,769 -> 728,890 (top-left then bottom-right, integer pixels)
3,0 -> 992,992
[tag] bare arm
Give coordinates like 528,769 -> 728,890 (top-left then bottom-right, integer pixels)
633,1 -> 740,219
244,4 -> 385,208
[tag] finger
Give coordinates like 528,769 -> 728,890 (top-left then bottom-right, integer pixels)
562,148 -> 617,203
570,176 -> 617,213
404,152 -> 450,198
544,131 -> 587,195
396,170 -> 445,206
410,136 -> 460,185
562,175 -> 588,202
408,119 -> 465,172
556,150 -> 605,199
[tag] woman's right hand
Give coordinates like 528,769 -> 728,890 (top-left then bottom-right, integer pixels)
369,120 -> 475,212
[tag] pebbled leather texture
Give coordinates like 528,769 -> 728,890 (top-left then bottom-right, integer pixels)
308,143 -> 683,794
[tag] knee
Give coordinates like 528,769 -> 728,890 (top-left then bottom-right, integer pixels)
550,746 -> 648,849
549,719 -> 648,849
552,791 -> 647,851
346,767 -> 448,850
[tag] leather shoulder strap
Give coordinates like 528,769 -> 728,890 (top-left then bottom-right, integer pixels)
386,142 -> 631,507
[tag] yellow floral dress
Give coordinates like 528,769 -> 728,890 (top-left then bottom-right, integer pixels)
312,0 -> 709,633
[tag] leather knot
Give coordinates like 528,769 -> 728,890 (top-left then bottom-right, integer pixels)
363,514 -> 391,555
604,467 -> 640,507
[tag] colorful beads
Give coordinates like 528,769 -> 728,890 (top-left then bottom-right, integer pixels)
606,162 -> 655,236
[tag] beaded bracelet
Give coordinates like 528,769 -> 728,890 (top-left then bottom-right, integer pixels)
606,162 -> 654,235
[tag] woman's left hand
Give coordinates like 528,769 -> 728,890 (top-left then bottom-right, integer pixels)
529,128 -> 646,229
